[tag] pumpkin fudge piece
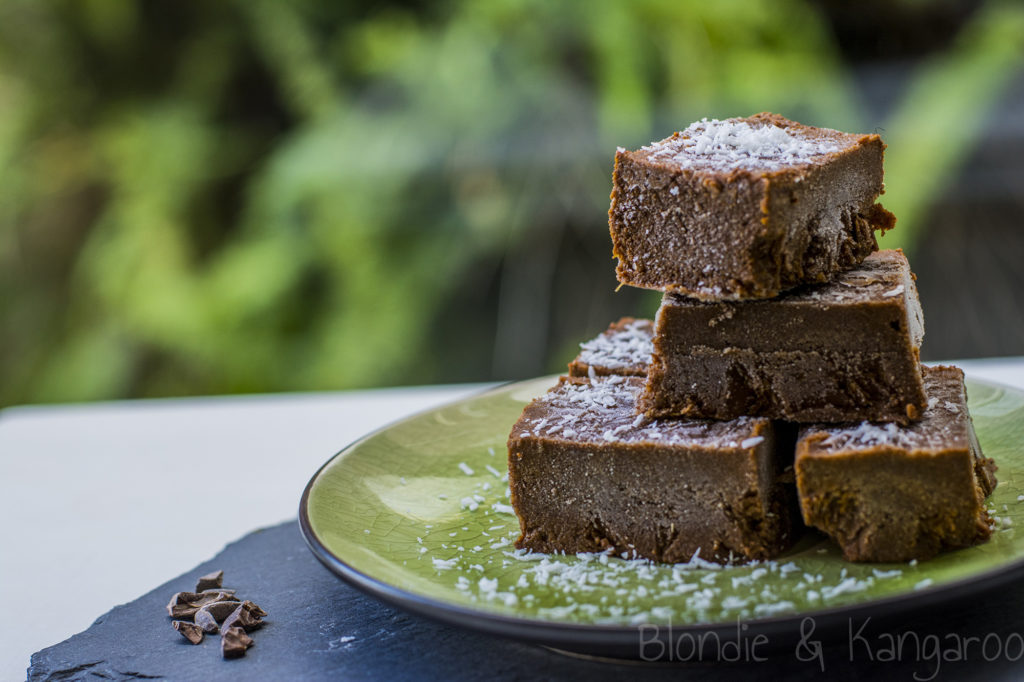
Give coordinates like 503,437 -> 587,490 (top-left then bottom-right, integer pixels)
568,317 -> 653,378
610,112 -> 895,300
639,249 -> 927,424
795,366 -> 997,563
507,375 -> 796,564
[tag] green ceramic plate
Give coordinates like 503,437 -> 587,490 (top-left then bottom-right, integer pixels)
300,375 -> 1024,656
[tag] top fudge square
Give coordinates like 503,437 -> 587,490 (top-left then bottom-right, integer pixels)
609,112 -> 896,300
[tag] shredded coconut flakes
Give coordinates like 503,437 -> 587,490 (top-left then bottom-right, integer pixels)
643,118 -> 843,171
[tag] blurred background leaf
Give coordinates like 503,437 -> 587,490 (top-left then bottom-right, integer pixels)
0,0 -> 1022,406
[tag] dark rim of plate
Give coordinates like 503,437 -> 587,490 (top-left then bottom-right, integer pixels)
298,377 -> 1024,654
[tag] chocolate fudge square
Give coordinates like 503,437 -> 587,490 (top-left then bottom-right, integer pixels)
795,366 -> 997,563
507,375 -> 795,563
568,317 -> 653,378
610,112 -> 895,300
639,249 -> 927,423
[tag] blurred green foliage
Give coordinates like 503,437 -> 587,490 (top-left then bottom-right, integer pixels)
0,0 -> 1021,405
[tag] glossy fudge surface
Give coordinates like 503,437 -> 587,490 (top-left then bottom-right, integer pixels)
609,113 -> 894,300
640,250 -> 927,423
507,375 -> 795,564
795,366 -> 997,563
568,317 -> 653,378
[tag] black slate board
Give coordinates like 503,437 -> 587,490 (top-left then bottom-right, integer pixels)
29,520 -> 1024,681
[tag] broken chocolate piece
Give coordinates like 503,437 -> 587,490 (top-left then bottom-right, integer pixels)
172,620 -> 204,645
166,592 -> 202,618
220,601 -> 265,635
195,570 -> 224,592
204,599 -> 243,620
609,112 -> 894,300
221,626 -> 254,659
194,600 -> 242,633
194,608 -> 220,634
240,599 -> 268,618
166,590 -> 238,618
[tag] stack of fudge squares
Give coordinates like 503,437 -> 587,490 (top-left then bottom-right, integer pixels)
508,113 -> 998,565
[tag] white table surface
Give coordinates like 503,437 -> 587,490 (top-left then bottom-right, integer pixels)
3,360 -> 1024,680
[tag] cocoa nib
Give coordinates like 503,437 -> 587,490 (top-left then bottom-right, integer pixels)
166,590 -> 238,618
200,600 -> 242,621
196,570 -> 224,592
194,601 -> 240,633
240,600 -> 267,619
221,626 -> 254,659
194,608 -> 220,634
166,570 -> 266,658
220,601 -> 266,635
172,620 -> 204,645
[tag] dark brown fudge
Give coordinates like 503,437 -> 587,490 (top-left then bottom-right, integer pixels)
507,375 -> 795,563
568,317 -> 653,378
795,366 -> 997,562
639,249 -> 927,423
609,112 -> 895,300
